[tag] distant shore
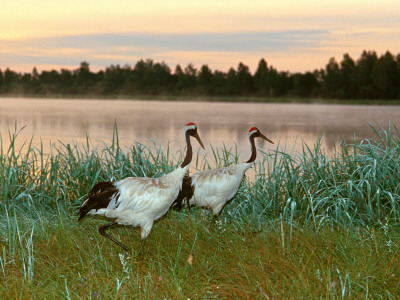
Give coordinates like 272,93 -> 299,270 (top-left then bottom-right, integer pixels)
2,95 -> 400,105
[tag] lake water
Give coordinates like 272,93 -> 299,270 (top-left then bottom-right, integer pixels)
0,98 -> 398,163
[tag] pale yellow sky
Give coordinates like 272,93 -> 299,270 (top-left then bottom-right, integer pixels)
1,0 -> 400,72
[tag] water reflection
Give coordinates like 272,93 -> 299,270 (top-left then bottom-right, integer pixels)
0,98 -> 398,162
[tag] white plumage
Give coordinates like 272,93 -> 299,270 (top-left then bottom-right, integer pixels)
90,169 -> 188,238
190,163 -> 253,216
174,127 -> 273,218
79,122 -> 204,252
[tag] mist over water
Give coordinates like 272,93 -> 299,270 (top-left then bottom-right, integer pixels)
0,98 -> 398,163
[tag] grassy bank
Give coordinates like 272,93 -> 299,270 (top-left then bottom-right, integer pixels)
0,125 -> 399,298
1,219 -> 399,298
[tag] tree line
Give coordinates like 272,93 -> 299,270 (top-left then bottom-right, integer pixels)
1,50 -> 400,99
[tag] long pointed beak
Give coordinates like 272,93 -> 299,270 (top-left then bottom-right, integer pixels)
260,133 -> 274,144
194,132 -> 205,149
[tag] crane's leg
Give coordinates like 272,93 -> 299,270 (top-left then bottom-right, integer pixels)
98,222 -> 130,252
208,210 -> 224,233
135,222 -> 152,259
208,214 -> 221,230
208,208 -> 219,225
212,214 -> 220,223
187,204 -> 193,225
136,239 -> 146,260
210,203 -> 225,226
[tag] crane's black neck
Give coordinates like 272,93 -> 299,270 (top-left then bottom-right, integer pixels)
181,131 -> 193,168
246,135 -> 257,163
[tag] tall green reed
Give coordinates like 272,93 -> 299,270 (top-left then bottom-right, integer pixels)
227,123 -> 400,230
0,122 -> 399,232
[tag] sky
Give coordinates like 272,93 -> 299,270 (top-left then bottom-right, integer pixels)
1,0 -> 400,74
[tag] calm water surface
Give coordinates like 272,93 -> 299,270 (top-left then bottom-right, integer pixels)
0,98 -> 398,162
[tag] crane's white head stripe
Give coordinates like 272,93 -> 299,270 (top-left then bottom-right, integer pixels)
248,129 -> 258,140
183,124 -> 196,136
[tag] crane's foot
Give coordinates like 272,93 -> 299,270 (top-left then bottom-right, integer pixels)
134,240 -> 146,260
187,208 -> 193,225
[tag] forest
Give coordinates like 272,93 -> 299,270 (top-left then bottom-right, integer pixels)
1,50 -> 400,99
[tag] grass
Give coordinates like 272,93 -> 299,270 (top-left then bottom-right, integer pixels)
0,123 -> 400,298
1,219 -> 399,298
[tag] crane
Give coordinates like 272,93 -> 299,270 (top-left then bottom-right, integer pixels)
173,127 -> 273,219
78,122 -> 204,252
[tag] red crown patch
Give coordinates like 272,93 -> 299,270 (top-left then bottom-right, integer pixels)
249,127 -> 258,132
186,122 -> 196,127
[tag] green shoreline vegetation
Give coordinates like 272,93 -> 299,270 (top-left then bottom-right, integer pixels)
0,124 -> 399,298
3,94 -> 400,106
1,50 -> 400,101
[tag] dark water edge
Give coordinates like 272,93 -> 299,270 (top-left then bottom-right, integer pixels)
2,95 -> 400,105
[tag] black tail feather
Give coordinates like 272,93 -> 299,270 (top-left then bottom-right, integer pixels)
78,181 -> 120,221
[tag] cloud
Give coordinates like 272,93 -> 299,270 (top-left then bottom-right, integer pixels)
2,28 -> 399,73
0,30 -> 331,71
35,30 -> 330,52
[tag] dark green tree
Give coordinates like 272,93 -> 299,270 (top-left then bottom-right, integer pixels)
181,64 -> 197,92
273,70 -> 292,97
74,61 -> 95,94
132,59 -> 154,93
150,62 -> 172,94
40,70 -> 61,94
354,50 -> 378,98
292,72 -> 317,97
174,64 -> 190,93
396,54 -> 400,98
372,51 -> 397,99
59,68 -> 75,94
102,64 -> 129,95
236,62 -> 254,95
198,65 -> 213,94
225,67 -> 238,95
0,69 -> 3,93
340,53 -> 356,98
1,50 -> 400,99
212,70 -> 227,95
322,57 -> 341,98
3,68 -> 19,93
254,58 -> 269,96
